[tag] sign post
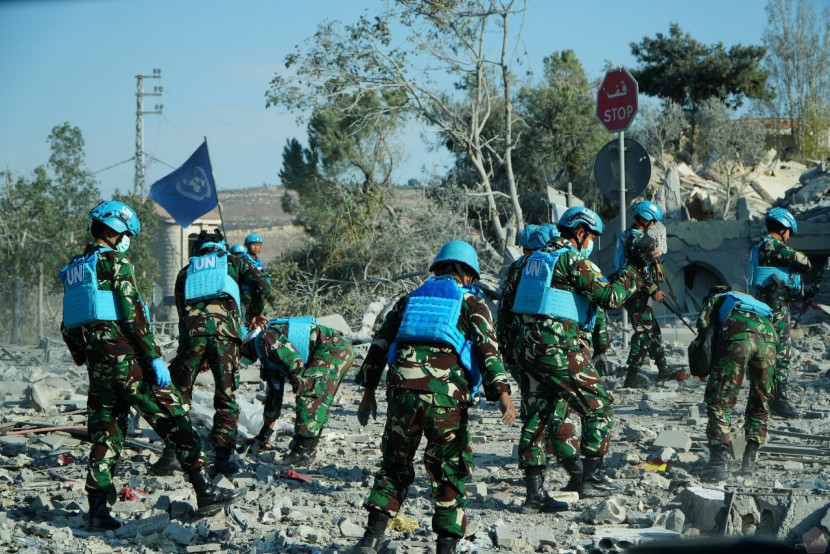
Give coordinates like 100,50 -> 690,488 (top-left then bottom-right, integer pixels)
596,67 -> 639,349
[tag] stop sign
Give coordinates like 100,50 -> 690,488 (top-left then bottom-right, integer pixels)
596,68 -> 639,133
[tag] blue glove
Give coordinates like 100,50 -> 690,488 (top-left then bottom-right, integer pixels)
150,358 -> 171,388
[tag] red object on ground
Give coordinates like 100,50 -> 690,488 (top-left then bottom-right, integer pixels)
119,486 -> 150,501
278,469 -> 313,483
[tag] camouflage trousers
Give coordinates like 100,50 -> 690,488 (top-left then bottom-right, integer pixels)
517,371 -> 578,464
172,336 -> 240,449
624,292 -> 666,369
364,389 -> 472,539
704,330 -> 776,447
768,299 -> 793,385
263,332 -> 354,438
86,357 -> 204,499
518,343 -> 614,465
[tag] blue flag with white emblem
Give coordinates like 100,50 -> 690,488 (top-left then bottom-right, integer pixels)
149,141 -> 218,227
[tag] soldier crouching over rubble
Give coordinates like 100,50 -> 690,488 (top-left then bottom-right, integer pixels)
58,201 -> 244,531
696,286 -> 777,482
353,240 -> 516,554
239,316 -> 355,465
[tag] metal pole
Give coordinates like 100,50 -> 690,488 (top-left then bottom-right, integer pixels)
620,131 -> 629,349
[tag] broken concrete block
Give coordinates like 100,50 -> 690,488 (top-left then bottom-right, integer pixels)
653,430 -> 692,452
184,544 -> 222,553
467,482 -> 487,497
592,526 -> 681,549
27,381 -> 60,412
493,525 -> 529,549
591,496 -> 626,525
673,486 -> 725,533
338,518 -> 364,538
163,522 -> 196,545
655,509 -> 685,533
0,435 -> 27,457
550,491 -> 580,504
115,513 -> 170,538
470,434 -> 487,444
651,447 -> 677,463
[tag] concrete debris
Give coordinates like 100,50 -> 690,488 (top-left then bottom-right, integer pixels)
1,281 -> 830,552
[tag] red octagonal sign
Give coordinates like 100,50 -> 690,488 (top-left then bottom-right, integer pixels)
596,67 -> 639,133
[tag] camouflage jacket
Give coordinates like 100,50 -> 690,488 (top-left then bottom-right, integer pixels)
696,293 -> 777,343
60,243 -> 162,367
174,248 -> 270,341
511,236 -> 644,355
755,235 -> 812,304
255,322 -> 349,387
356,276 -> 511,406
622,228 -> 659,292
495,254 -> 527,350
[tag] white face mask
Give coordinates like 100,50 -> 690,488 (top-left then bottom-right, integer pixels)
116,235 -> 131,253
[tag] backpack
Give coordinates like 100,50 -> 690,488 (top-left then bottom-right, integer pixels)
687,297 -> 726,379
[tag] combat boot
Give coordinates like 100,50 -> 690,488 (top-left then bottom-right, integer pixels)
560,455 -> 583,492
702,444 -> 730,482
87,491 -> 121,531
353,509 -> 389,554
522,468 -> 569,513
281,435 -> 319,466
254,426 -> 275,449
581,456 -> 620,497
210,446 -> 240,477
740,441 -> 760,476
656,358 -> 686,382
149,444 -> 178,476
623,367 -> 648,388
769,382 -> 799,419
189,466 -> 244,514
436,535 -> 459,554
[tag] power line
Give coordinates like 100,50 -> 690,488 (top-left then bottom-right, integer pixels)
93,156 -> 135,174
162,88 -> 279,145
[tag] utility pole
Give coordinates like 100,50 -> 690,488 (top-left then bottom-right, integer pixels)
135,68 -> 163,197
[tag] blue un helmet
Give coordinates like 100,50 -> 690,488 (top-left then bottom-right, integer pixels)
230,244 -> 246,255
527,223 -> 560,250
633,201 -> 663,222
765,207 -> 798,234
558,206 -> 604,235
518,224 -> 539,249
430,240 -> 481,280
88,200 -> 141,237
245,233 -> 263,245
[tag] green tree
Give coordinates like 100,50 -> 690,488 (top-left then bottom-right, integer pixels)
515,50 -> 609,218
0,123 -> 101,342
267,0 -> 529,252
630,23 -> 772,154
762,0 -> 830,159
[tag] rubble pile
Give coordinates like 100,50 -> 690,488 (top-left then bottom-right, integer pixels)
1,322 -> 830,553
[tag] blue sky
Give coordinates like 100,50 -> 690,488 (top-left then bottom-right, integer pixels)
1,0 -> 769,198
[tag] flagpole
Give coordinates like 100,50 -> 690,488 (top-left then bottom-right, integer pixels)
203,136 -> 227,237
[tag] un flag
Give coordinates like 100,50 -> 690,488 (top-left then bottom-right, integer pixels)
149,140 -> 218,227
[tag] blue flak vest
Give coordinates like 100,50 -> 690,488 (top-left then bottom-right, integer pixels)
748,237 -> 802,293
717,291 -> 774,323
388,277 -> 483,398
59,248 -> 120,329
613,229 -> 637,273
185,252 -> 242,311
268,316 -> 317,365
512,248 -> 597,330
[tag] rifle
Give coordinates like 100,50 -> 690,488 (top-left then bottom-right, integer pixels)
793,258 -> 830,329
661,296 -> 698,335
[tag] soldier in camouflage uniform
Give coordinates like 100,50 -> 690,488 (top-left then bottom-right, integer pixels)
156,229 -> 270,477
615,201 -> 683,387
750,207 -> 811,419
353,241 -> 516,554
238,233 -> 272,321
509,206 -> 654,501
239,317 -> 355,464
695,286 -> 778,481
59,201 -> 243,531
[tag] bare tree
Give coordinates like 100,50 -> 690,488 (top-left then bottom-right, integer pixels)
266,0 -> 528,252
763,0 -> 830,159
697,98 -> 767,218
631,99 -> 687,173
